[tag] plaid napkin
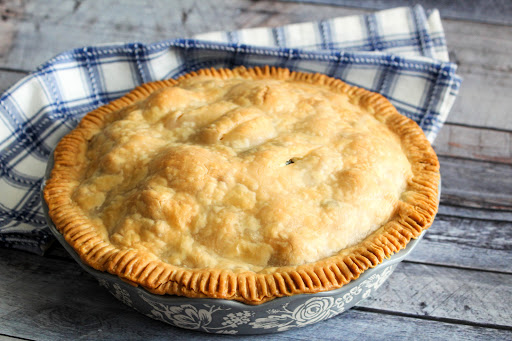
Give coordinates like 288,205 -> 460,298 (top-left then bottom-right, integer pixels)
0,5 -> 461,254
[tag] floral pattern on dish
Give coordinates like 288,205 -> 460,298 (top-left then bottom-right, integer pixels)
110,265 -> 396,334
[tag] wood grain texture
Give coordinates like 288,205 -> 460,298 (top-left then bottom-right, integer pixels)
440,19 -> 512,130
0,0 -> 22,62
439,156 -> 512,211
1,248 -> 511,341
445,66 -> 512,131
0,0 -> 365,71
0,335 -> 26,341
434,124 -> 512,164
360,262 -> 512,328
408,215 -> 512,273
438,204 -> 512,222
0,70 -> 26,93
280,0 -> 512,25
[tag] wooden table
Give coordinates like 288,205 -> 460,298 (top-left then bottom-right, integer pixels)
1,1 -> 511,340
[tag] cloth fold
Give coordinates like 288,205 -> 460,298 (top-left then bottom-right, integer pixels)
0,5 -> 461,254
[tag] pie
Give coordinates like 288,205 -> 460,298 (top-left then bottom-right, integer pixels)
44,66 -> 440,304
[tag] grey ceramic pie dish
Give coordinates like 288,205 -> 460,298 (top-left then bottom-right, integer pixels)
41,151 -> 428,335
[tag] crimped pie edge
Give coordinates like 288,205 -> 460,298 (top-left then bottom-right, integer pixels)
43,66 -> 440,305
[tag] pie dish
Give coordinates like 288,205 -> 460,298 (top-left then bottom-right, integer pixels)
42,151 -> 435,334
43,66 -> 440,305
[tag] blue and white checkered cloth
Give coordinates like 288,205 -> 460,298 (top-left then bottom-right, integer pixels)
0,5 -> 461,254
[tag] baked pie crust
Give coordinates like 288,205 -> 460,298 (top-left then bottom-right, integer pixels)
44,66 -> 440,304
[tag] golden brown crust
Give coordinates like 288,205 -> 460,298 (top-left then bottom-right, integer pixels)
44,66 -> 439,304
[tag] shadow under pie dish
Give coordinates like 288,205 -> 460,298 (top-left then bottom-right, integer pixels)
42,66 -> 440,317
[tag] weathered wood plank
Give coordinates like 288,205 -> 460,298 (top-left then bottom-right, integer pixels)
444,67 -> 512,131
444,20 -> 512,74
408,215 -> 512,273
280,0 -> 512,25
434,124 -> 512,164
0,1 -> 21,65
360,262 -> 512,328
438,204 -> 512,222
439,156 -> 512,211
0,248 -> 510,340
0,335 -> 29,341
0,0 -> 366,71
0,70 -> 27,93
428,215 -> 511,254
440,19 -> 512,130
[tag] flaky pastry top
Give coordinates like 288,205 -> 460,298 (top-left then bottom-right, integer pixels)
70,73 -> 413,272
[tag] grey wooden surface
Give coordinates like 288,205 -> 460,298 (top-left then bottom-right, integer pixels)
0,0 -> 511,340
280,0 -> 512,25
